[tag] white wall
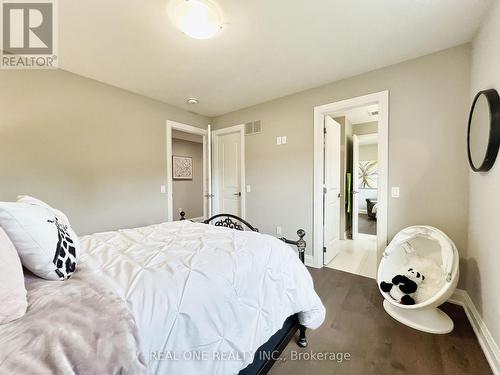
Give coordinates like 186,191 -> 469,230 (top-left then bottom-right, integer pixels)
212,45 -> 471,277
468,0 -> 500,350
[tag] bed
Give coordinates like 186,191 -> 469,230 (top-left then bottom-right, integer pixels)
0,214 -> 325,374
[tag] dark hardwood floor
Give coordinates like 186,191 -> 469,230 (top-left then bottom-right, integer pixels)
358,213 -> 377,236
270,267 -> 492,375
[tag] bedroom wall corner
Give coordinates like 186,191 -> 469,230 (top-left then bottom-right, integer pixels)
211,44 -> 471,274
467,0 -> 500,357
0,69 -> 210,235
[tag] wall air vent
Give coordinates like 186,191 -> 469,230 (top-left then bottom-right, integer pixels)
244,120 -> 262,135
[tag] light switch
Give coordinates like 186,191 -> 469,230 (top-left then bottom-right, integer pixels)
246,185 -> 251,193
160,185 -> 166,193
276,136 -> 282,145
276,226 -> 282,235
281,136 -> 287,144
391,187 -> 400,198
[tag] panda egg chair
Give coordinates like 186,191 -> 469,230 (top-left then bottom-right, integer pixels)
377,226 -> 459,334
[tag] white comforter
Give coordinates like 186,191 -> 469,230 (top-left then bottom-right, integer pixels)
80,220 -> 325,374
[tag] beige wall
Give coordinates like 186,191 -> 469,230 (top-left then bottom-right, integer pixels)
353,121 -> 378,135
468,0 -> 500,349
359,144 -> 378,161
172,138 -> 204,219
0,70 -> 209,235
212,45 -> 471,274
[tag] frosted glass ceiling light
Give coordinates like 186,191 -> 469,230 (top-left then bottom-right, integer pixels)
172,0 -> 223,40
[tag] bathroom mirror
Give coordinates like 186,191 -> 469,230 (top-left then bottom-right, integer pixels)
467,89 -> 500,172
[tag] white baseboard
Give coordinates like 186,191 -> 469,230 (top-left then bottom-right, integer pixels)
305,254 -> 320,268
448,289 -> 500,375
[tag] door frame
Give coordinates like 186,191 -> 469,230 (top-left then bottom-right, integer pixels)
352,134 -> 359,240
166,120 -> 208,221
313,91 -> 389,269
212,124 -> 246,219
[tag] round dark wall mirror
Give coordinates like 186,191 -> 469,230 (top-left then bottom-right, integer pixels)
467,89 -> 500,172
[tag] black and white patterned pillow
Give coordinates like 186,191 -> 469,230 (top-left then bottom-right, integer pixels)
0,196 -> 79,280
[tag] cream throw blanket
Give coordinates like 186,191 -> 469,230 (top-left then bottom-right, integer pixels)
0,265 -> 147,375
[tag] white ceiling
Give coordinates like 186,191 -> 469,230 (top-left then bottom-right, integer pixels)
59,0 -> 492,117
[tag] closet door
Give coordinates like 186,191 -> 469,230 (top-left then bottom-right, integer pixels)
211,125 -> 245,218
206,124 -> 213,218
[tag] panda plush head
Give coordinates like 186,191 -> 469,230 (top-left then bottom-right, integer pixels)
406,268 -> 425,284
380,268 -> 425,305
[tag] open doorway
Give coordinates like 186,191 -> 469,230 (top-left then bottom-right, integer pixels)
166,121 -> 208,221
354,131 -> 379,238
313,91 -> 388,278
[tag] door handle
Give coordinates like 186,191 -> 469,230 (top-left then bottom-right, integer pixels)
233,192 -> 241,197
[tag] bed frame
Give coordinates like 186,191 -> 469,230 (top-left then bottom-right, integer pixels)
179,211 -> 308,374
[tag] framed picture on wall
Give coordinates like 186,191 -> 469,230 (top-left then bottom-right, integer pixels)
172,156 -> 193,180
359,160 -> 378,189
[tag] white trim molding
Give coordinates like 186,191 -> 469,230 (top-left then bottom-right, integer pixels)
448,289 -> 500,375
313,90 -> 389,268
166,120 -> 208,222
305,254 -> 318,268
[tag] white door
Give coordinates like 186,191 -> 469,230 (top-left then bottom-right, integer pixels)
352,134 -> 360,239
323,116 -> 341,265
207,124 -> 213,217
213,129 -> 242,216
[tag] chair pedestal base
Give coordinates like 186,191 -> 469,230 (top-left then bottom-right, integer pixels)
383,300 -> 453,334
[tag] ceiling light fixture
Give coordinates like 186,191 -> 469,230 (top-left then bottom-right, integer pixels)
187,97 -> 199,104
171,0 -> 223,40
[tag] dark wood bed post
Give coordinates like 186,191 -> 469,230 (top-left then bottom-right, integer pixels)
280,229 -> 308,348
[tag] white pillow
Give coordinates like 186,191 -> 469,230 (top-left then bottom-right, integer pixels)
0,196 -> 80,280
0,228 -> 27,324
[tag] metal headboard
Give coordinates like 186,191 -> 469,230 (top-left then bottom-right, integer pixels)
179,211 -> 306,264
203,214 -> 259,232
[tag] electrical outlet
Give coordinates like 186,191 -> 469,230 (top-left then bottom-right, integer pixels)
276,136 -> 282,145
276,226 -> 282,235
178,207 -> 182,213
281,136 -> 287,144
391,187 -> 400,198
160,185 -> 166,193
